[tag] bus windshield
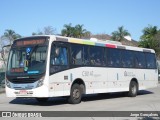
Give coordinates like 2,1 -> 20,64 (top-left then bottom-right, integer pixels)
7,38 -> 48,76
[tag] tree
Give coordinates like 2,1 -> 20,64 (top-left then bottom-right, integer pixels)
141,25 -> 157,38
74,24 -> 87,38
154,30 -> 160,58
154,30 -> 160,45
32,31 -> 43,35
44,26 -> 56,35
139,25 -> 158,51
61,23 -> 90,38
82,31 -> 91,39
3,29 -> 21,45
61,23 -> 75,37
111,26 -> 131,41
0,37 -> 3,51
32,26 -> 56,35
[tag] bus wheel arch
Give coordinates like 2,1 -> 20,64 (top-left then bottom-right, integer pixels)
128,78 -> 139,97
71,78 -> 86,94
68,79 -> 86,104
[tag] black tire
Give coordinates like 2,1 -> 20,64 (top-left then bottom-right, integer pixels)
80,84 -> 85,94
36,98 -> 48,103
128,81 -> 138,97
68,84 -> 82,104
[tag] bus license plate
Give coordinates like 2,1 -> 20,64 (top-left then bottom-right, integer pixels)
19,90 -> 27,95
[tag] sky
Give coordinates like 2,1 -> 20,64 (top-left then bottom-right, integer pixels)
0,0 -> 160,41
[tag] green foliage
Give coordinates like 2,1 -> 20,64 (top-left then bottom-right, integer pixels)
75,24 -> 87,38
141,25 -> 157,37
3,29 -> 21,45
111,26 -> 131,41
61,23 -> 90,38
32,31 -> 43,35
61,23 -> 75,37
139,25 -> 159,52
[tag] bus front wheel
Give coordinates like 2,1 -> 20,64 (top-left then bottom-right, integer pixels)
128,81 -> 138,97
68,84 -> 82,104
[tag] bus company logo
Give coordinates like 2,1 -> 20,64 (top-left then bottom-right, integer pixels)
2,112 -> 11,117
124,71 -> 135,77
1,112 -> 42,117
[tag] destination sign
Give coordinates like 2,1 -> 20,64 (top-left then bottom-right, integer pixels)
15,39 -> 46,46
11,68 -> 24,73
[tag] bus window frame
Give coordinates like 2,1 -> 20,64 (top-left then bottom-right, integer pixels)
49,41 -> 70,75
145,52 -> 157,69
89,45 -> 106,67
106,48 -> 123,68
49,41 -> 157,74
70,43 -> 90,67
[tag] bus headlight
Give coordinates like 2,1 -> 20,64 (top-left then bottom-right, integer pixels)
6,77 -> 11,88
36,76 -> 44,88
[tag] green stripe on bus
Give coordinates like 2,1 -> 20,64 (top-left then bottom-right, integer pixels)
83,41 -> 95,45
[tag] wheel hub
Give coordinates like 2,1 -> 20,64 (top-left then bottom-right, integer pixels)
73,89 -> 80,99
131,85 -> 136,94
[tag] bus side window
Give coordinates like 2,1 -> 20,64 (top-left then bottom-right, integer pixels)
145,53 -> 156,69
51,47 -> 68,65
83,45 -> 89,65
71,44 -> 89,66
50,43 -> 68,74
122,50 -> 134,68
90,46 -> 104,66
107,48 -> 121,67
71,44 -> 83,65
134,52 -> 146,69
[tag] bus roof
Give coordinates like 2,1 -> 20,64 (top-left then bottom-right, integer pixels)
15,35 -> 155,53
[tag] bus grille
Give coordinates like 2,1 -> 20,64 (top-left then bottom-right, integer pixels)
10,78 -> 37,84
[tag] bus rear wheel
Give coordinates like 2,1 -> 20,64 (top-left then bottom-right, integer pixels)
36,98 -> 48,103
128,81 -> 138,97
68,84 -> 82,104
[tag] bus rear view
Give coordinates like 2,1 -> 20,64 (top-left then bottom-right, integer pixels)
6,36 -> 49,98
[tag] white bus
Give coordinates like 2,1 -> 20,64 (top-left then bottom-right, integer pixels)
6,35 -> 158,104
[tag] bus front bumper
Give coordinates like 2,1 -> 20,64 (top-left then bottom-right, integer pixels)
5,85 -> 49,98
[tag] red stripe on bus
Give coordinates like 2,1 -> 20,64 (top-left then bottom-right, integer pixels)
106,44 -> 116,48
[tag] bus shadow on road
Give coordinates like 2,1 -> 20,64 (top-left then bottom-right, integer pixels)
82,90 -> 153,102
137,90 -> 153,96
9,97 -> 69,106
9,90 -> 153,106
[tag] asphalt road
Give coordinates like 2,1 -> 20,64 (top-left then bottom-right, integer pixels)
0,85 -> 160,120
